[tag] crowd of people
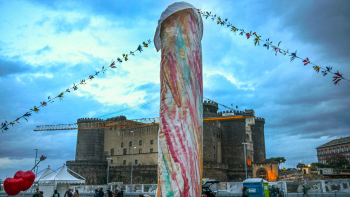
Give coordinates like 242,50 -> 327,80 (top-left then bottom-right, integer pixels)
34,186 -> 146,197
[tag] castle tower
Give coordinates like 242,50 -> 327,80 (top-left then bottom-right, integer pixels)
75,118 -> 105,161
203,100 -> 219,118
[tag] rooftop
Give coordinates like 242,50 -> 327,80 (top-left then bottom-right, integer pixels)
317,136 -> 350,148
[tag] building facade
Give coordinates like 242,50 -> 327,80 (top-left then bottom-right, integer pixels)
316,136 -> 350,164
67,101 -> 268,184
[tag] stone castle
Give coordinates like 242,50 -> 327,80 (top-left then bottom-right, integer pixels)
67,101 -> 278,184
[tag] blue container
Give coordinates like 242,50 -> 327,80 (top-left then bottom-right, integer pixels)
243,178 -> 266,197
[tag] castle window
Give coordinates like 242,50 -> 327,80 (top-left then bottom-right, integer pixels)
325,150 -> 327,154
111,148 -> 114,156
139,149 -> 142,154
321,150 -> 323,155
334,148 -> 336,153
111,160 -> 113,164
123,149 -> 127,155
123,160 -> 126,165
150,140 -> 153,145
129,141 -> 132,146
329,149 -> 332,153
139,140 -> 142,145
213,146 -> 215,149
121,142 -> 124,147
337,147 -> 340,153
150,148 -> 153,153
347,146 -> 349,151
342,147 -> 344,152
135,160 -> 138,165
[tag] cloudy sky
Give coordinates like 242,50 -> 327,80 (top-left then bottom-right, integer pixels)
1,0 -> 349,179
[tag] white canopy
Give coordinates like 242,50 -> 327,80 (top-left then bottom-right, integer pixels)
35,168 -> 55,182
53,166 -> 85,184
37,166 -> 85,184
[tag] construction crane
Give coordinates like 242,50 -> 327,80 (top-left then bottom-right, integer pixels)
33,114 -> 254,131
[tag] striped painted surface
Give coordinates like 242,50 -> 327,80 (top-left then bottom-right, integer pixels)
157,8 -> 203,197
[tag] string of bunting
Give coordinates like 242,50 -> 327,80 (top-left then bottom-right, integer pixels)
197,9 -> 350,86
1,40 -> 152,132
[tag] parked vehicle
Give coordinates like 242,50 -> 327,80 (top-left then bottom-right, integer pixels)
202,179 -> 220,197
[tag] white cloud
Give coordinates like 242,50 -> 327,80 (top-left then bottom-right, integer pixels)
0,157 -> 34,169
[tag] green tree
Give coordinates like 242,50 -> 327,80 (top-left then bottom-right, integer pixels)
266,157 -> 286,169
297,163 -> 306,169
325,153 -> 349,169
266,157 -> 286,164
311,162 -> 333,168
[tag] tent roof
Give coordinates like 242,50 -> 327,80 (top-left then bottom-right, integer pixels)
35,168 -> 54,182
54,167 -> 85,184
38,166 -> 85,184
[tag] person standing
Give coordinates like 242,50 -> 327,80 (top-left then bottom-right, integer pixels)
98,188 -> 104,197
64,190 -> 69,197
73,190 -> 79,197
53,190 -> 60,197
94,189 -> 98,197
107,187 -> 113,197
33,189 -> 43,197
119,188 -> 123,197
242,187 -> 249,197
68,189 -> 73,197
303,185 -> 309,197
271,185 -> 276,197
276,186 -> 280,197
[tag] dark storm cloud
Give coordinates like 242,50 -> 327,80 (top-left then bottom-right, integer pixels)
0,57 -> 34,76
262,1 -> 350,60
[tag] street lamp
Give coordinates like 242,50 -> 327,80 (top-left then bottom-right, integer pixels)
106,158 -> 112,185
242,143 -> 247,179
34,149 -> 38,176
130,131 -> 135,193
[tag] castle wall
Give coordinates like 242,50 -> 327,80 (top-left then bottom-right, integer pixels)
76,118 -> 105,161
252,118 -> 266,162
104,125 -> 159,166
66,160 -> 107,185
220,119 -> 246,165
70,103 -> 266,184
108,165 -> 158,184
203,121 -> 222,163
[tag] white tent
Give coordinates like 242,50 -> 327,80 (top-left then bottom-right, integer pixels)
35,167 -> 55,182
37,165 -> 85,197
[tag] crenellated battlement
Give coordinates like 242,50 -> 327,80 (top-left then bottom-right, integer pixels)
203,100 -> 219,117
106,115 -> 127,122
217,109 -> 255,116
255,117 -> 265,122
77,117 -> 105,123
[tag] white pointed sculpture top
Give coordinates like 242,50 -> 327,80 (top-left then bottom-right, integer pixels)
154,1 -> 203,51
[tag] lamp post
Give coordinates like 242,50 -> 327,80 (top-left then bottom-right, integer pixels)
130,131 -> 135,193
106,158 -> 111,185
242,143 -> 247,179
34,149 -> 38,176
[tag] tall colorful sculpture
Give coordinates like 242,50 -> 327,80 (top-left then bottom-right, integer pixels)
154,2 -> 204,196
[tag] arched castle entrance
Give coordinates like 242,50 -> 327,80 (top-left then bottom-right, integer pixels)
256,168 -> 268,180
